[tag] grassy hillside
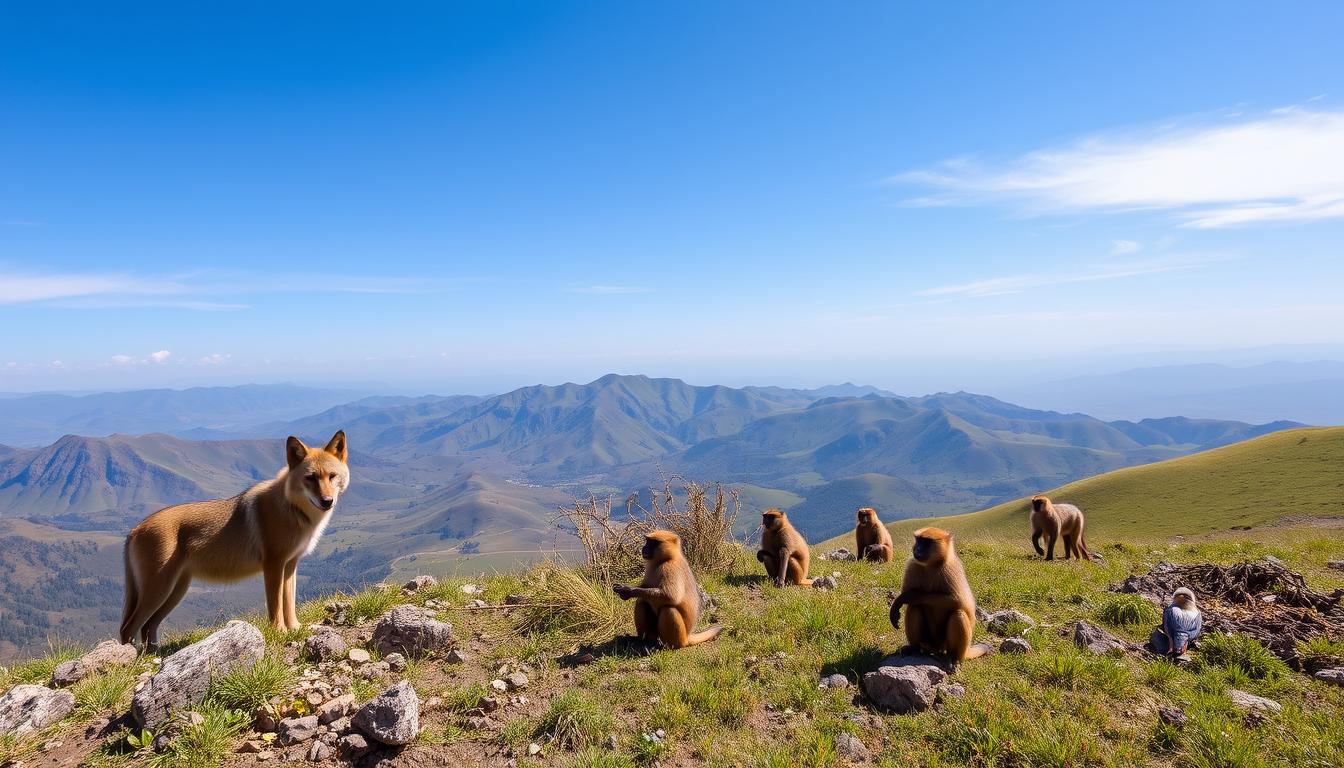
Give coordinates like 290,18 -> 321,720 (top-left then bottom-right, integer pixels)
828,426 -> 1344,547
3,430 -> 1344,768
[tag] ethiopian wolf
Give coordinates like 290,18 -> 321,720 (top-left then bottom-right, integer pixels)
120,431 -> 350,648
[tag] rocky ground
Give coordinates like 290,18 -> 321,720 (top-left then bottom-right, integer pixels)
4,542 -> 1344,768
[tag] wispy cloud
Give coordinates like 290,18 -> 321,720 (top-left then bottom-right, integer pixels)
1110,239 -> 1142,255
0,268 -> 469,309
567,285 -> 652,295
916,255 -> 1221,299
893,107 -> 1344,228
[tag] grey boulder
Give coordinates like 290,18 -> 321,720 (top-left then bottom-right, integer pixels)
371,605 -> 453,658
1071,621 -> 1129,654
0,684 -> 76,736
132,620 -> 265,729
862,656 -> 948,714
353,680 -> 420,745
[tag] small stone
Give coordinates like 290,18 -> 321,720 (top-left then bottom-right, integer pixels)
834,732 -> 870,762
304,632 -> 347,663
278,715 -> 321,745
528,743 -> 542,756
304,691 -> 324,708
986,609 -> 1036,635
505,672 -> 529,691
253,706 -> 280,732
338,733 -> 372,760
478,696 -> 502,713
574,652 -> 595,665
1071,621 -> 1128,654
307,740 -> 332,761
1314,668 -> 1344,686
974,606 -> 990,622
317,694 -> 356,725
239,739 -> 267,753
504,594 -> 527,605
462,584 -> 484,595
935,682 -> 966,704
327,716 -> 351,735
402,575 -> 438,594
862,657 -> 947,714
1158,706 -> 1188,728
1228,689 -> 1281,715
1000,637 -> 1033,654
490,679 -> 508,693
819,673 -> 850,689
383,653 -> 407,673
811,575 -> 838,591
1326,559 -> 1344,571
347,648 -> 370,664
257,750 -> 274,761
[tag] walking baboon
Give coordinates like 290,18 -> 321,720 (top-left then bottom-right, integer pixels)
1030,495 -> 1091,561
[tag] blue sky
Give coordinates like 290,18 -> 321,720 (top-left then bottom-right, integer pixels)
3,2 -> 1343,394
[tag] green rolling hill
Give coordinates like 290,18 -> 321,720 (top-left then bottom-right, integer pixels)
824,426 -> 1344,549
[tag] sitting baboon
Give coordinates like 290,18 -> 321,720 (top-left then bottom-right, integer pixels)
612,530 -> 723,648
854,507 -> 894,563
757,508 -> 813,586
889,527 -> 988,669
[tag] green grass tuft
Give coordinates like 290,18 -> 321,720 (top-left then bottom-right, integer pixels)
537,689 -> 614,750
1096,594 -> 1161,628
1199,633 -> 1290,682
206,654 -> 294,712
146,701 -> 249,768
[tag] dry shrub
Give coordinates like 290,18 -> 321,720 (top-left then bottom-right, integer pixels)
517,562 -> 624,643
555,476 -> 741,584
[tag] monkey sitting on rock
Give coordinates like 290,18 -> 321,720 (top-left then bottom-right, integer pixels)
613,530 -> 723,649
889,527 -> 991,670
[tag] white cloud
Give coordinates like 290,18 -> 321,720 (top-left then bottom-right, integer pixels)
567,285 -> 652,295
109,354 -> 134,365
894,107 -> 1344,228
1110,239 -> 1142,255
0,269 -> 469,309
916,256 -> 1218,299
148,350 -> 171,363
198,353 -> 231,365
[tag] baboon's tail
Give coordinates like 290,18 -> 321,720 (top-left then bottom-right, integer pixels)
686,626 -> 724,646
797,577 -> 815,586
1078,532 -> 1092,561
965,642 -> 995,660
119,539 -> 137,645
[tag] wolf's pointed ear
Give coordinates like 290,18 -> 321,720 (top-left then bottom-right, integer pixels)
286,436 -> 309,470
324,430 -> 348,463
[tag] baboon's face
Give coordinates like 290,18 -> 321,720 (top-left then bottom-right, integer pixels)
857,509 -> 875,525
1031,498 -> 1046,514
762,512 -> 784,531
912,535 -> 934,562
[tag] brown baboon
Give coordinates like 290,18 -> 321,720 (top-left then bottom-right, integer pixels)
889,527 -> 988,669
1030,495 -> 1091,561
756,508 -> 814,587
854,507 -> 894,563
121,431 -> 350,648
612,530 -> 723,648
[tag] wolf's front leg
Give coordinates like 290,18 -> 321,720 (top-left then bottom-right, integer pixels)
263,559 -> 287,630
283,557 -> 301,631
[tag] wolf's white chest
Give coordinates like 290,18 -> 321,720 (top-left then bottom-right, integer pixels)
303,511 -> 333,556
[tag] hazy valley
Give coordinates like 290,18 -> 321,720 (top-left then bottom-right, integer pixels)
0,374 -> 1306,660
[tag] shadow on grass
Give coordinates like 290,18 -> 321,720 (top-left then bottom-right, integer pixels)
559,635 -> 661,666
723,573 -> 767,587
820,643 -> 888,681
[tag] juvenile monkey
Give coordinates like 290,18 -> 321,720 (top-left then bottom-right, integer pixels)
121,431 -> 350,648
854,507 -> 894,563
756,508 -> 814,587
612,530 -> 723,648
1030,495 -> 1091,561
889,527 -> 988,669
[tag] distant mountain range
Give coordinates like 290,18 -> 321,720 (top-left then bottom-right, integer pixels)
0,375 -> 1303,659
1000,361 -> 1344,425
